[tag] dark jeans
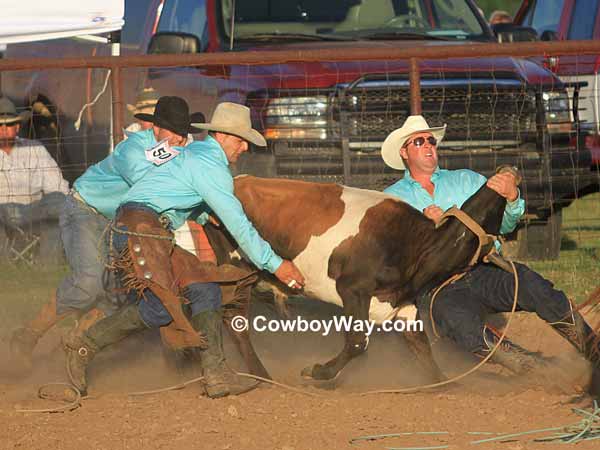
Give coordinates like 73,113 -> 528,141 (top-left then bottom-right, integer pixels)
416,263 -> 572,353
113,203 -> 221,328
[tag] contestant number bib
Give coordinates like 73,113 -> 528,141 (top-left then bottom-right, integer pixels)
145,139 -> 180,166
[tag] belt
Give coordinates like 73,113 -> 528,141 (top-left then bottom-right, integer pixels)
71,189 -> 102,216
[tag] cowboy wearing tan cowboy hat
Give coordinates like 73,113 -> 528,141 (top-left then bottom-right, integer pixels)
64,101 -> 305,399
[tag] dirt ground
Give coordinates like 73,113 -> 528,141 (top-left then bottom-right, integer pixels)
1,298 -> 600,450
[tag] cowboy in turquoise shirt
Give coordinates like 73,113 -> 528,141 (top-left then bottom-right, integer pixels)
124,134 -> 283,273
384,167 -> 525,236
74,129 -> 159,217
66,103 -> 305,399
378,115 -> 595,377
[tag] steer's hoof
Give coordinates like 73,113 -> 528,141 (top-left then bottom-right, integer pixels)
301,365 -> 317,380
301,364 -> 335,381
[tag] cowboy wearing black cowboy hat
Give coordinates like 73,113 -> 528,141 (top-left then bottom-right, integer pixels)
132,95 -> 205,141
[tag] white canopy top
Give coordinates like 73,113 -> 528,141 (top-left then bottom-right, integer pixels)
0,0 -> 124,45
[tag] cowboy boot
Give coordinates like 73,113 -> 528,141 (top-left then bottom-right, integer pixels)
550,304 -> 600,365
9,292 -> 71,374
63,303 -> 148,396
476,325 -> 547,374
190,309 -> 259,398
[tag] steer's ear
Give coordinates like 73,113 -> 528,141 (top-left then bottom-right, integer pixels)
495,165 -> 522,185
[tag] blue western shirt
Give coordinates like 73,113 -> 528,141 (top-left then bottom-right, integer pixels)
384,168 -> 525,236
74,129 -> 158,218
123,136 -> 283,273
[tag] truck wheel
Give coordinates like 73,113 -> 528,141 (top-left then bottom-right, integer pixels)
502,211 -> 563,261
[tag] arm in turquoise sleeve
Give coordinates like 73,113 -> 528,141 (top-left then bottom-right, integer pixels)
112,133 -> 154,186
190,162 -> 283,273
499,193 -> 525,234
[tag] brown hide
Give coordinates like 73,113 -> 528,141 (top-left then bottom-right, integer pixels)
233,176 -> 346,259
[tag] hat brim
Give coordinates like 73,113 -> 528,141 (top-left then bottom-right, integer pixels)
0,113 -> 27,125
191,122 -> 267,147
134,112 -> 204,135
381,124 -> 446,170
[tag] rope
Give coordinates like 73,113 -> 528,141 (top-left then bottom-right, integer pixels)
110,223 -> 175,241
15,383 -> 82,413
127,372 -> 323,398
429,272 -> 467,339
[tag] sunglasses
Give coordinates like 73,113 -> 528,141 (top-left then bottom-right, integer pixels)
405,136 -> 437,147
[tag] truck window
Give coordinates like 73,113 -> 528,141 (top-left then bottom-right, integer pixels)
157,0 -> 208,50
521,0 -> 565,35
221,0 -> 484,39
567,0 -> 599,40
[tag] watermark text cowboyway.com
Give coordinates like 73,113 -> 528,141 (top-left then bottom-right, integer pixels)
230,315 -> 423,336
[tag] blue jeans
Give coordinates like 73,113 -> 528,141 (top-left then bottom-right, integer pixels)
56,193 -> 118,315
416,263 -> 572,353
113,203 -> 222,328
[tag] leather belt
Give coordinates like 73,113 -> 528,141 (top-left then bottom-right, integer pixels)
71,189 -> 102,216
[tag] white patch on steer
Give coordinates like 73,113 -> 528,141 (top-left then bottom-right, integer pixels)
293,187 -> 401,317
369,297 -> 417,324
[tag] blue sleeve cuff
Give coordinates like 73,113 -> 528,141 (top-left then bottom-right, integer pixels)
264,254 -> 284,274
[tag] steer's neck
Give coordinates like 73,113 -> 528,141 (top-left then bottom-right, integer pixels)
409,184 -> 506,294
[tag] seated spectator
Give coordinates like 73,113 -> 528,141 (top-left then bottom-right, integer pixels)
489,10 -> 512,25
125,87 -> 161,133
0,96 -> 69,262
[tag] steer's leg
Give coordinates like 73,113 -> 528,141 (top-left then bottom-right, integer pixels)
403,311 -> 446,382
222,281 -> 271,380
301,285 -> 370,380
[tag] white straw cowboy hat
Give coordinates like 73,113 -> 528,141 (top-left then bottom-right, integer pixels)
381,115 -> 446,170
0,97 -> 30,125
127,87 -> 161,115
192,102 -> 266,147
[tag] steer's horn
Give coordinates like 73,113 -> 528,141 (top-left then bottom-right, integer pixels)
484,252 -> 513,273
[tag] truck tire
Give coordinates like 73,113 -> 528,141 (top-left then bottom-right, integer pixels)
502,211 -> 563,261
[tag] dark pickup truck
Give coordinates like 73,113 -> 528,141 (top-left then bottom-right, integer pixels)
4,0 -> 597,259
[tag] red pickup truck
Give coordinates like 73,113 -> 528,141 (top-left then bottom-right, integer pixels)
3,0 -> 596,260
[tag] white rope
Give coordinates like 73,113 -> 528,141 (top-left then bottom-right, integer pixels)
74,69 -> 112,131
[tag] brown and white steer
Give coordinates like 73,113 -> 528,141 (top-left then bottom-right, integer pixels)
205,175 -> 508,382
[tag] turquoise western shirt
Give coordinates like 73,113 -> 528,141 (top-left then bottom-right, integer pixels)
123,136 -> 283,274
74,129 -> 158,218
383,168 -> 525,237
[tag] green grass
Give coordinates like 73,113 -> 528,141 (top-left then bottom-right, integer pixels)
529,192 -> 600,304
0,263 -> 68,339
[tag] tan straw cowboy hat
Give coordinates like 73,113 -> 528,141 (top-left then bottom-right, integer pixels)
191,102 -> 266,147
381,115 -> 446,170
126,87 -> 161,115
0,97 -> 30,125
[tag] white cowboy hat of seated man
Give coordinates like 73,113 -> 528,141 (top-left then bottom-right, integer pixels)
381,115 -> 447,170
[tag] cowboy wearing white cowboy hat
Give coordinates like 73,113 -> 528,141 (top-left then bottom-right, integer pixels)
64,101 -> 305,399
379,116 -> 595,378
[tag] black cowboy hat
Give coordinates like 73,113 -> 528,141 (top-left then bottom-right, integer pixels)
135,96 -> 205,136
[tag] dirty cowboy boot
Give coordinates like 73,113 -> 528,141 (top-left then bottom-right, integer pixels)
63,303 -> 148,395
9,293 -> 71,375
476,325 -> 547,374
550,305 -> 600,365
190,309 -> 259,398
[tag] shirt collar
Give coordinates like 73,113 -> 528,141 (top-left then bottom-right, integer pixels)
204,134 -> 230,166
404,166 -> 442,185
